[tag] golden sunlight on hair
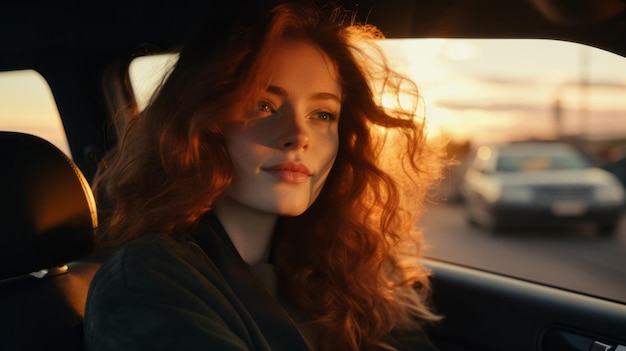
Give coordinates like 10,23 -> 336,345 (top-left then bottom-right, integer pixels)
355,33 -> 448,214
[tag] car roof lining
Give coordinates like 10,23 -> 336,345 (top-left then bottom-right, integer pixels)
2,0 -> 626,72
2,0 -> 625,179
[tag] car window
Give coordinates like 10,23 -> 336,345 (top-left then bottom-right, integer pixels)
129,39 -> 626,304
128,54 -> 177,111
0,69 -> 71,157
388,39 -> 626,304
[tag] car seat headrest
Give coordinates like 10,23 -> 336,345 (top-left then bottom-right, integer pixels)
0,132 -> 97,281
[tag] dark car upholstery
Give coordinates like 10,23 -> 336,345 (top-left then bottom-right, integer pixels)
0,131 -> 99,350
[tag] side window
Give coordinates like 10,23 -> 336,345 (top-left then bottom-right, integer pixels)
0,70 -> 71,157
377,39 -> 626,304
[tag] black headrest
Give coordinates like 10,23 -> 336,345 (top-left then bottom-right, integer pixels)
0,132 -> 97,281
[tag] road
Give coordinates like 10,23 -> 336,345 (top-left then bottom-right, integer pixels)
418,202 -> 626,303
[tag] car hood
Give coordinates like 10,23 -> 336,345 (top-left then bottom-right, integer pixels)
497,168 -> 620,187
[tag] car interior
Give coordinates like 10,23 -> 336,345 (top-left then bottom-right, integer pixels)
1,0 -> 626,350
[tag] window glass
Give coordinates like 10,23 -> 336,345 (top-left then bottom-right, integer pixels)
0,69 -> 71,157
128,54 -> 177,111
379,39 -> 626,304
128,39 -> 626,303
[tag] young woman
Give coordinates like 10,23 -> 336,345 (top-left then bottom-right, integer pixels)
85,2 -> 444,350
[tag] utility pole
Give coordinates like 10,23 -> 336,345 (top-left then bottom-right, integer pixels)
579,46 -> 590,139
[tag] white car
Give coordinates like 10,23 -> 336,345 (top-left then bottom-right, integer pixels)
462,141 -> 625,235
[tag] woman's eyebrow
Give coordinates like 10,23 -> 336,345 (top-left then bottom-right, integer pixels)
312,92 -> 342,104
266,85 -> 341,104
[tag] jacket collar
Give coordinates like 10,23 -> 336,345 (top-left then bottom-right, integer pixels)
191,212 -> 309,351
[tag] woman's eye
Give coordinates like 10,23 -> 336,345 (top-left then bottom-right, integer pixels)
313,111 -> 337,122
255,101 -> 278,118
257,101 -> 274,113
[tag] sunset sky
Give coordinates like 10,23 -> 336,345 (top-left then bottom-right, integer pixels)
2,38 -> 626,157
379,39 -> 626,144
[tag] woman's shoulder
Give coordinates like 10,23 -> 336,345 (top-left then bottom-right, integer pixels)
89,232 -> 212,294
121,231 -> 203,262
84,235 -> 265,350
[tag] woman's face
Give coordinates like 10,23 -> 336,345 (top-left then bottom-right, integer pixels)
221,40 -> 342,217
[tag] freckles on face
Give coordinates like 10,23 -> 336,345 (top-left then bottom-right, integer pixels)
221,40 -> 342,217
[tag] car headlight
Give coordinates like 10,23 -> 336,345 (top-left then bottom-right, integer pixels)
594,185 -> 625,203
500,186 -> 534,203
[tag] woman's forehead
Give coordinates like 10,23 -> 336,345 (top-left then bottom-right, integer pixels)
259,39 -> 342,96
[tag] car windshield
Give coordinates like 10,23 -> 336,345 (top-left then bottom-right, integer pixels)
496,152 -> 592,172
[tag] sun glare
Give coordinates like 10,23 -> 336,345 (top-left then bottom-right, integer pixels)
0,70 -> 71,156
377,38 -> 626,146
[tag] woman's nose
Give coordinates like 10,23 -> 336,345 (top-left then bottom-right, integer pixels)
277,113 -> 309,151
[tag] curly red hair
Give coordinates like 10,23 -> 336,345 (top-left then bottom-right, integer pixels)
94,1 -> 445,350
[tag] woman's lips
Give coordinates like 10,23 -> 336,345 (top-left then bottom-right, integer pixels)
262,162 -> 312,183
